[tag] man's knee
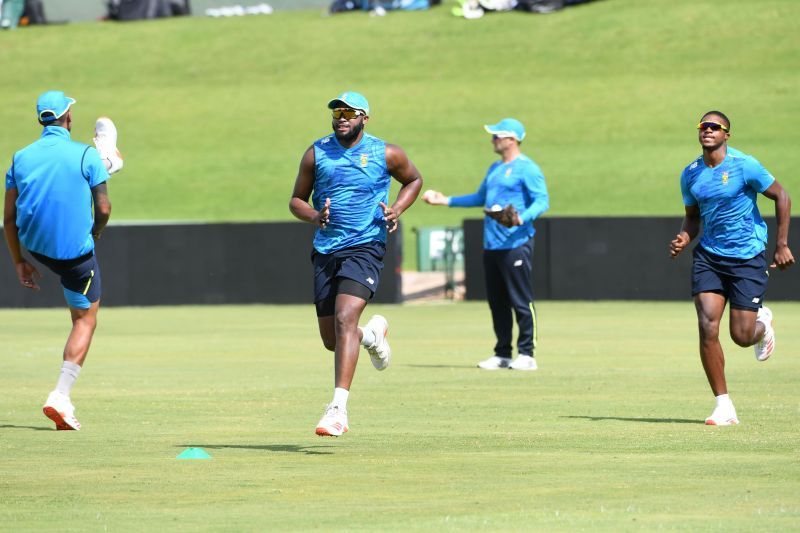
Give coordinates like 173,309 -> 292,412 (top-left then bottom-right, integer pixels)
334,308 -> 359,333
697,316 -> 720,340
730,324 -> 756,347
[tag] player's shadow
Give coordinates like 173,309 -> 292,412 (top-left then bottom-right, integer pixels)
404,364 -> 475,369
563,415 -> 703,425
178,444 -> 335,455
0,424 -> 54,431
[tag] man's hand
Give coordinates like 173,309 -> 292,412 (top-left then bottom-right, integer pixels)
484,204 -> 521,228
314,198 -> 331,229
15,260 -> 41,291
380,201 -> 399,233
422,190 -> 449,206
669,232 -> 691,258
771,244 -> 795,270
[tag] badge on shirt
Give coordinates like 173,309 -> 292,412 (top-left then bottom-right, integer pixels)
721,171 -> 729,185
360,154 -> 368,168
505,167 -> 512,178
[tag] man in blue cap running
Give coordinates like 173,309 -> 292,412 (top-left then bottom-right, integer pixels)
424,117 -> 549,371
669,110 -> 794,426
4,91 -> 114,430
290,91 -> 423,437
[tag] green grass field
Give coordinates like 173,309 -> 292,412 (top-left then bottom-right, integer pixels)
1,302 -> 798,530
2,0 -> 799,268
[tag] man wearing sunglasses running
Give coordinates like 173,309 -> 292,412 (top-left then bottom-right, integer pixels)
289,91 -> 423,437
670,110 -> 794,426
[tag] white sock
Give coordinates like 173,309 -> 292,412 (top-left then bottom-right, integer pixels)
56,361 -> 82,397
332,387 -> 349,409
715,394 -> 732,408
359,326 -> 376,347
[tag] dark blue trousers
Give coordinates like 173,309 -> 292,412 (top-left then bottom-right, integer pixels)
483,238 -> 537,357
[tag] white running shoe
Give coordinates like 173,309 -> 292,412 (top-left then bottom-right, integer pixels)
93,117 -> 124,174
509,355 -> 538,371
754,306 -> 775,362
365,314 -> 391,371
477,355 -> 512,370
42,390 -> 81,431
315,404 -> 349,437
705,404 -> 739,426
461,0 -> 485,18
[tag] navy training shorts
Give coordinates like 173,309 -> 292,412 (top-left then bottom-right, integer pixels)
692,245 -> 768,311
31,251 -> 101,309
312,241 -> 385,317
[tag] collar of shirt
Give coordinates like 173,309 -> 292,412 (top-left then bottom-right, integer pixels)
40,125 -> 71,141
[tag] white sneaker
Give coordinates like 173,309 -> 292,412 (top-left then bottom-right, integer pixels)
509,355 -> 538,371
42,390 -> 81,431
365,314 -> 391,371
705,404 -> 739,426
93,117 -> 124,174
461,2 -> 485,18
315,404 -> 349,437
754,306 -> 775,362
477,356 -> 511,370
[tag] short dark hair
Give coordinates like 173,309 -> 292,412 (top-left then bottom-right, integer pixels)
702,110 -> 731,131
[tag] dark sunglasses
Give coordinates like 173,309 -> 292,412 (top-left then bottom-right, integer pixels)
332,108 -> 364,120
697,121 -> 729,132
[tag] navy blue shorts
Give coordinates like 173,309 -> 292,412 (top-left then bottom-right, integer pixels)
31,251 -> 101,309
312,242 -> 385,316
692,246 -> 768,310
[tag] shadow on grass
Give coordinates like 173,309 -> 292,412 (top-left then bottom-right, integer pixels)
0,424 -> 54,431
404,364 -> 475,369
178,443 -> 335,455
563,416 -> 704,425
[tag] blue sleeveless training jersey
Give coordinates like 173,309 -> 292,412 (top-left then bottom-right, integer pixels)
680,146 -> 775,259
312,133 -> 390,254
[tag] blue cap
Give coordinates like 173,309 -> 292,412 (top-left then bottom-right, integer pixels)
37,91 -> 76,123
484,118 -> 526,142
327,91 -> 370,115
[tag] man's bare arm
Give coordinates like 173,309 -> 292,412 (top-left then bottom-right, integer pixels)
382,144 -> 423,231
91,182 -> 112,240
289,147 -> 330,228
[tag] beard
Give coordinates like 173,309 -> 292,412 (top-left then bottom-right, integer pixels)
333,121 -> 363,144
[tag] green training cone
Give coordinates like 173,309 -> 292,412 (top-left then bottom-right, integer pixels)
176,447 -> 212,460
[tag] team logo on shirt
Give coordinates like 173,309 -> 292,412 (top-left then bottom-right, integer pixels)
360,154 -> 369,168
505,168 -> 512,177
721,172 -> 729,185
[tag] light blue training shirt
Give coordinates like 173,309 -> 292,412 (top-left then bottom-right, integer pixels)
449,154 -> 549,250
5,126 -> 109,260
312,133 -> 391,254
680,146 -> 775,259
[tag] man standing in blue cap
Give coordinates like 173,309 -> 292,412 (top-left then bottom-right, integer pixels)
424,118 -> 549,371
290,91 -> 423,437
3,91 -> 114,430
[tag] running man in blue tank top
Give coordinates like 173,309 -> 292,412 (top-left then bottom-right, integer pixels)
669,110 -> 794,426
289,92 -> 423,437
4,91 -> 114,431
423,118 -> 549,372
